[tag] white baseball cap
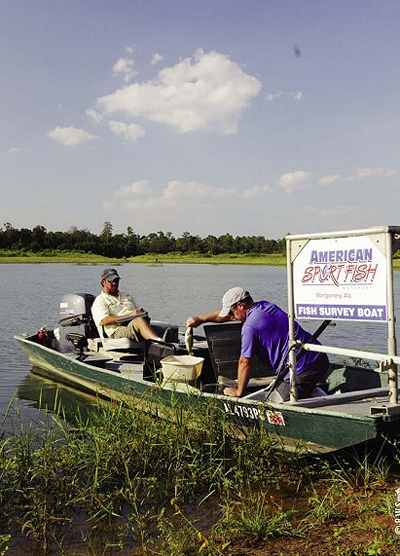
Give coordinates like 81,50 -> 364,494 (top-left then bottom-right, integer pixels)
218,287 -> 250,317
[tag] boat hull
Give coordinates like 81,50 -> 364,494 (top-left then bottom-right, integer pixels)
14,335 -> 400,454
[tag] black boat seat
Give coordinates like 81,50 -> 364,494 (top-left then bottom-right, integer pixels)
204,322 -> 273,380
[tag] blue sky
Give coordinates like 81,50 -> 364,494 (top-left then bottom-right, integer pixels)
1,0 -> 400,238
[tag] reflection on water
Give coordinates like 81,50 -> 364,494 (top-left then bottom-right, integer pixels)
17,370 -> 99,424
2,262 -> 400,430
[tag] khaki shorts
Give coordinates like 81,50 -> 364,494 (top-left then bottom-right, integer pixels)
109,320 -> 140,341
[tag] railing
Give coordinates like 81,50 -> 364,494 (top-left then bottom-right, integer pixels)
299,342 -> 399,405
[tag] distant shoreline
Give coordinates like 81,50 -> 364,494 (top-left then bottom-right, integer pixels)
2,251 -> 400,269
0,251 -> 287,266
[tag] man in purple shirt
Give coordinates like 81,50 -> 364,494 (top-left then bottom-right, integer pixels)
187,287 -> 329,400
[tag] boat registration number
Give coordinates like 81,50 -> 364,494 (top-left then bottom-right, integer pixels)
223,403 -> 285,426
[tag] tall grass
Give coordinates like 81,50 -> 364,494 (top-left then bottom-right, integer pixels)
1,391 -> 400,554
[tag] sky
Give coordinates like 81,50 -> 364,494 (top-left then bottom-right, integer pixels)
1,0 -> 400,239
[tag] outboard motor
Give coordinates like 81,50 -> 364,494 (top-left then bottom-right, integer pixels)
55,293 -> 97,353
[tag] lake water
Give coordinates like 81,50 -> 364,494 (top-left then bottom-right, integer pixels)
1,263 -> 399,432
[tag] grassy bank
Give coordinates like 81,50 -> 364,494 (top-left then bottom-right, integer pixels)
0,250 -> 287,266
1,392 -> 400,556
2,250 -> 400,269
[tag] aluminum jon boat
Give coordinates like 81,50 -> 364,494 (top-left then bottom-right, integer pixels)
15,226 -> 400,454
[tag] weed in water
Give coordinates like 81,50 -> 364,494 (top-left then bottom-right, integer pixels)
156,502 -> 228,556
214,489 -> 297,547
0,535 -> 10,556
364,491 -> 393,518
305,482 -> 348,525
329,447 -> 392,490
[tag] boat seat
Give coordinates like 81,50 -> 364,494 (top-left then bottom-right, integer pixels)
100,337 -> 145,352
204,322 -> 273,380
94,314 -> 145,353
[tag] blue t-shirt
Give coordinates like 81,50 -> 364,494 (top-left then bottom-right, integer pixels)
240,301 -> 321,375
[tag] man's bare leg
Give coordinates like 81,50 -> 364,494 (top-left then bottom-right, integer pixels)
133,317 -> 160,341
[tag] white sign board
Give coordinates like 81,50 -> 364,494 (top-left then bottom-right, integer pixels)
292,234 -> 388,322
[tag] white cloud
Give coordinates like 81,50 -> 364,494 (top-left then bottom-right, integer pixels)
290,91 -> 305,101
320,205 -> 359,217
7,147 -> 22,154
114,180 -> 151,198
279,171 -> 312,193
97,49 -> 262,134
86,108 -> 103,124
126,46 -> 134,54
47,126 -> 98,147
243,186 -> 261,198
265,91 -> 283,102
151,52 -> 164,65
163,180 -> 238,200
108,120 -> 146,141
214,186 -> 237,198
346,166 -> 397,181
265,91 -> 304,102
103,179 -> 242,233
319,174 -> 342,186
242,184 -> 272,198
107,179 -> 238,208
113,57 -> 136,82
163,180 -> 211,199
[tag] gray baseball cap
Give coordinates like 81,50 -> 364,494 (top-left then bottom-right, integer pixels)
219,287 -> 250,317
101,268 -> 121,282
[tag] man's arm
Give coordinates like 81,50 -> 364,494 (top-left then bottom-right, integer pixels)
99,308 -> 143,326
186,310 -> 232,328
223,356 -> 252,397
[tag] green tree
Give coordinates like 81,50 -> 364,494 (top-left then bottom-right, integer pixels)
100,221 -> 113,240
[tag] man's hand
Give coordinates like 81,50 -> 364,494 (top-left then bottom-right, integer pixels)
186,310 -> 231,328
223,357 -> 252,398
115,308 -> 147,324
223,387 -> 241,397
186,316 -> 202,328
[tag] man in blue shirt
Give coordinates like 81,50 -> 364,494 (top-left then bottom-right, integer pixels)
187,287 -> 329,399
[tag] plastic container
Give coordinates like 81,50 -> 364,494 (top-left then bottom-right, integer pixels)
160,354 -> 204,384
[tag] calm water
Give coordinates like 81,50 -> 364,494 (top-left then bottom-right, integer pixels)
1,263 -> 399,432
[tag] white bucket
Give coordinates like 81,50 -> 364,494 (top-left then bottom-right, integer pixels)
160,354 -> 204,384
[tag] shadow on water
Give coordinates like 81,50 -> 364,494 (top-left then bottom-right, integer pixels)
15,368 -> 100,425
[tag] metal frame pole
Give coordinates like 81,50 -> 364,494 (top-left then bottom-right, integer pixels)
386,231 -> 398,405
286,237 -> 297,401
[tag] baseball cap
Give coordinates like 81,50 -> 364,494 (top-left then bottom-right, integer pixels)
101,268 -> 121,282
218,287 -> 250,317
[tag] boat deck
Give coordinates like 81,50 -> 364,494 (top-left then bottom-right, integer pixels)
285,386 -> 400,417
307,395 -> 393,416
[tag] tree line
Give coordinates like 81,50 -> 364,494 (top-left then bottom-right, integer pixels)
0,222 -> 286,258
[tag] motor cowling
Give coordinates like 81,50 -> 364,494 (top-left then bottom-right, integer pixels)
56,293 -> 97,352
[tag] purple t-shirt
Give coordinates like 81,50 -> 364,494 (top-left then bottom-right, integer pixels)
240,301 -> 321,375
